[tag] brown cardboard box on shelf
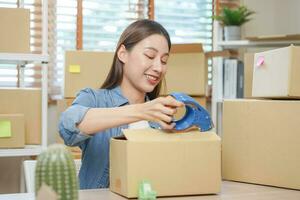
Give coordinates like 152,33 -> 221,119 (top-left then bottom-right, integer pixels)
252,45 -> 300,98
222,99 -> 300,190
0,88 -> 41,144
0,114 -> 25,148
56,98 -> 82,158
64,51 -> 114,98
161,44 -> 206,96
161,43 -> 232,96
244,53 -> 254,98
110,129 -> 221,198
0,8 -> 30,53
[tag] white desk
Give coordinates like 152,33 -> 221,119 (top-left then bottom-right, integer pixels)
0,181 -> 299,200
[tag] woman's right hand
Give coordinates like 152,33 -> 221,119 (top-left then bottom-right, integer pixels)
137,96 -> 184,130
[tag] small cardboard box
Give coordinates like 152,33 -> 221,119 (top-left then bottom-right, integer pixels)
222,99 -> 300,190
0,114 -> 25,148
110,129 -> 221,198
0,88 -> 41,144
161,44 -> 206,96
64,51 -> 114,98
0,8 -> 30,53
252,45 -> 300,98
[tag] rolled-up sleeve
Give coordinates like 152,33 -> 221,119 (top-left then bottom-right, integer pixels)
58,88 -> 98,146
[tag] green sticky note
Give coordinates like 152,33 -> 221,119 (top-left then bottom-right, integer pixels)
0,120 -> 12,138
69,65 -> 81,73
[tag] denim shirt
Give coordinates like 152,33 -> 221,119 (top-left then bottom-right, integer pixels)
58,86 -> 159,189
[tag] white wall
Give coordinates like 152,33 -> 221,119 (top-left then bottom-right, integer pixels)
242,0 -> 300,37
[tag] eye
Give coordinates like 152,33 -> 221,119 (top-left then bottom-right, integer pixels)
144,53 -> 155,60
161,60 -> 167,65
161,57 -> 168,65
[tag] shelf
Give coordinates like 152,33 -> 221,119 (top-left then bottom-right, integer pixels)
217,40 -> 300,48
0,145 -> 45,157
0,53 -> 48,64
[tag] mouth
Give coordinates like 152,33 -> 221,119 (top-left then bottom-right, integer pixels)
145,74 -> 160,85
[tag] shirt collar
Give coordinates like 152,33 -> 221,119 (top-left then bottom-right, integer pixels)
110,86 -> 129,107
110,86 -> 151,107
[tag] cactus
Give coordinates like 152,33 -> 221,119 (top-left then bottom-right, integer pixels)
35,144 -> 79,200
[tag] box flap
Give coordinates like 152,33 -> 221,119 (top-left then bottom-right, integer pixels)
120,128 -> 219,141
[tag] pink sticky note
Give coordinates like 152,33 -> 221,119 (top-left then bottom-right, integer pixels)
256,56 -> 264,67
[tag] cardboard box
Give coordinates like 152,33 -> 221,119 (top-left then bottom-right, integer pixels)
110,129 -> 221,198
64,51 -> 114,98
0,88 -> 41,144
222,99 -> 300,190
161,51 -> 206,95
56,98 -> 82,157
0,8 -> 30,53
252,45 -> 300,98
244,53 -> 254,98
0,114 -> 25,148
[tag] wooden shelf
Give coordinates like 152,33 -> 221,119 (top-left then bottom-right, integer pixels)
0,145 -> 45,157
0,53 -> 48,64
217,40 -> 300,48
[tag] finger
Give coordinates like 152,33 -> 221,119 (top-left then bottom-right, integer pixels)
154,112 -> 173,123
158,121 -> 176,130
161,105 -> 177,116
163,96 -> 184,107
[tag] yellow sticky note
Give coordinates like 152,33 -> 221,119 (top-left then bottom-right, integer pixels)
0,120 -> 11,138
69,65 -> 81,73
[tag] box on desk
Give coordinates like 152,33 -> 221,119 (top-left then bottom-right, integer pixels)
252,45 -> 300,98
64,51 -> 114,98
222,99 -> 300,190
110,129 -> 221,198
0,88 -> 41,144
0,8 -> 30,53
0,114 -> 25,148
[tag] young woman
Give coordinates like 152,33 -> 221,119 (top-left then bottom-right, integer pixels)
59,19 -> 184,189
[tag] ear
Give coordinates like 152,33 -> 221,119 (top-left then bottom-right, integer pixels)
117,44 -> 128,64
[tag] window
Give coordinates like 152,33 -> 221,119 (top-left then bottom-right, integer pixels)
154,0 -> 213,85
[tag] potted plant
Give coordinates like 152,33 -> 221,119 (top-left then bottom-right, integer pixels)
213,6 -> 255,41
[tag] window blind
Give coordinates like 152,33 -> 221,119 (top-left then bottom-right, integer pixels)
82,0 -> 148,51
154,0 -> 213,85
49,0 -> 77,99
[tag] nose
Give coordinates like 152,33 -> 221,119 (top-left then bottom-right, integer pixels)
152,57 -> 164,73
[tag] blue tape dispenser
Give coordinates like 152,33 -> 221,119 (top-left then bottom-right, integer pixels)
170,92 -> 213,131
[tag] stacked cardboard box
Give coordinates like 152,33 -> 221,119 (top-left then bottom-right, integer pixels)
0,8 -> 30,53
0,88 -> 41,146
0,8 -> 32,148
222,45 -> 300,190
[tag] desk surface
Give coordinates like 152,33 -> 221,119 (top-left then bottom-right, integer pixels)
0,181 -> 299,200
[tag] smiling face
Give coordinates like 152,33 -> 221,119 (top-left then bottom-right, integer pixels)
118,34 -> 169,96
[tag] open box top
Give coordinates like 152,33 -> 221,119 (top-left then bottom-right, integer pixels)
113,128 -> 219,142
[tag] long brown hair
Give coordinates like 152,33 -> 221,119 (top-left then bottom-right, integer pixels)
101,19 -> 171,100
